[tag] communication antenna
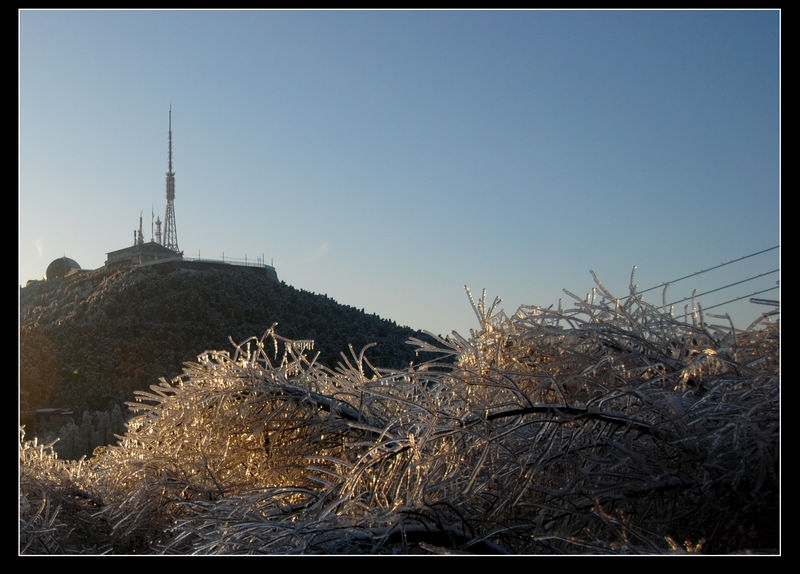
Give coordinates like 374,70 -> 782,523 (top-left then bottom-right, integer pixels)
162,105 -> 179,252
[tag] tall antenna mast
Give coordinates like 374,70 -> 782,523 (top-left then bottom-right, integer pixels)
162,105 -> 180,253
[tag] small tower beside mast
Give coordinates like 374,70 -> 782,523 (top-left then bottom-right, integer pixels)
136,211 -> 144,246
162,106 -> 180,253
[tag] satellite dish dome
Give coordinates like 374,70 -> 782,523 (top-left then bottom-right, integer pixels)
46,257 -> 81,281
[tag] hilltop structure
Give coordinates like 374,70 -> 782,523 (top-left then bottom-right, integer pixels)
105,107 -> 184,270
45,257 -> 81,281
38,107 -> 277,283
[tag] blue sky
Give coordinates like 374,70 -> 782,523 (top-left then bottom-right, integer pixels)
19,9 -> 780,337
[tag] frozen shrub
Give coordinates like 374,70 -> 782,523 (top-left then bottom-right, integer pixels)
19,275 -> 779,554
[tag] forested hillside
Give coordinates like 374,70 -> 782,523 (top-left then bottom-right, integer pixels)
19,261 -> 434,417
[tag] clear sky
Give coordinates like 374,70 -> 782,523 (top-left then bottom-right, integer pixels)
19,9 -> 780,337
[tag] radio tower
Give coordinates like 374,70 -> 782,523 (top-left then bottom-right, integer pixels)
162,106 -> 180,253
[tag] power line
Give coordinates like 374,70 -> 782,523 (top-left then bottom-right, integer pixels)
661,268 -> 779,309
616,245 -> 780,322
636,245 -> 779,297
671,285 -> 779,319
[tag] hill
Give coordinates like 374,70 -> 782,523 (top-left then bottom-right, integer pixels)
19,260 -> 436,418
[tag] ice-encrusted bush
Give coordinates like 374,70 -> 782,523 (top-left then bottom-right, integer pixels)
19,274 -> 779,555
